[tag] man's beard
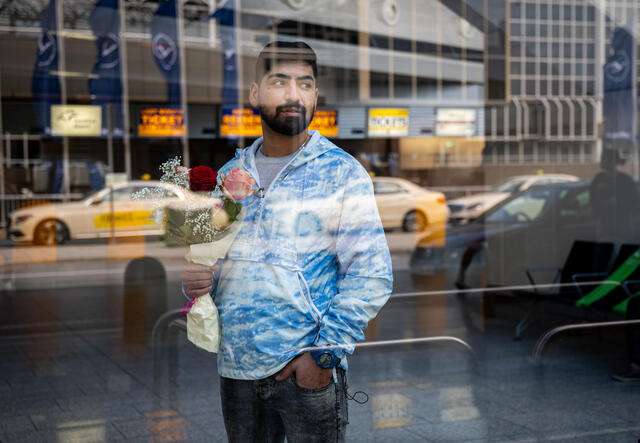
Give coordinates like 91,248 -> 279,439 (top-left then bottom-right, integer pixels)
259,103 -> 315,136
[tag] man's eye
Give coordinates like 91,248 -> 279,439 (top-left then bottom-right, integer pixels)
300,82 -> 312,89
274,80 -> 285,86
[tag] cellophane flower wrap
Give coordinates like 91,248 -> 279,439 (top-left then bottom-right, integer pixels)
136,158 -> 255,353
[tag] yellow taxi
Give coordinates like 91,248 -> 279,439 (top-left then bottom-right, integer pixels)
8,181 -> 209,245
373,177 -> 449,232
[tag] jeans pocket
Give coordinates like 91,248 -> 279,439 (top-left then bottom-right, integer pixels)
289,374 -> 334,394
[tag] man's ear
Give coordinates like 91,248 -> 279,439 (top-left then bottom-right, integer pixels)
249,82 -> 259,108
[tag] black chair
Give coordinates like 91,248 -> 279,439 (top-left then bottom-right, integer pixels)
573,244 -> 640,311
526,240 -> 615,299
515,240 -> 615,338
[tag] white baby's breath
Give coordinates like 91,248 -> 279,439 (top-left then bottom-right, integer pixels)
160,157 -> 189,188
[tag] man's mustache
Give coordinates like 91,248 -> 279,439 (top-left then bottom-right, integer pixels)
275,103 -> 306,116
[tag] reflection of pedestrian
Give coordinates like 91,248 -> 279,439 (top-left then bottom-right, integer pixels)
455,241 -> 483,290
181,42 -> 393,441
589,148 -> 639,239
612,295 -> 640,382
388,152 -> 399,177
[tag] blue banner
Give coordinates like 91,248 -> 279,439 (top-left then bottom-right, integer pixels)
603,27 -> 635,141
88,0 -> 124,136
212,0 -> 239,108
151,0 -> 181,108
31,0 -> 61,136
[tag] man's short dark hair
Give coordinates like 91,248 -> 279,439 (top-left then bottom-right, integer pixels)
255,41 -> 318,81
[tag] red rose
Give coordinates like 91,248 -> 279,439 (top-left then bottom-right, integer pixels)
189,166 -> 217,192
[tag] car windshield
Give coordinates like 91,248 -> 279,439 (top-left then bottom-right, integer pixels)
490,178 -> 527,193
82,188 -> 105,202
484,187 -> 564,223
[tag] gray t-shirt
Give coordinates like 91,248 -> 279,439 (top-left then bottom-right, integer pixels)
254,145 -> 298,190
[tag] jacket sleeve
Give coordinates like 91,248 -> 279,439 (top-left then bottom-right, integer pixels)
313,164 -> 393,358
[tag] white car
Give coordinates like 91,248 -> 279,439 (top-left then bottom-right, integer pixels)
373,177 -> 449,232
8,181 -> 210,245
447,174 -> 579,224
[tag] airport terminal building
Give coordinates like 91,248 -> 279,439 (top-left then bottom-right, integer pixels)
0,0 -> 637,225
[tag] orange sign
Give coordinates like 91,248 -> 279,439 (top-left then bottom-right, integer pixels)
221,108 -> 262,137
139,108 -> 185,137
309,110 -> 339,137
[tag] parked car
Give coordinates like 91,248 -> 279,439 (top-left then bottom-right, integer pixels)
8,181 -> 210,246
410,181 -> 624,289
447,174 -> 579,224
373,177 -> 449,232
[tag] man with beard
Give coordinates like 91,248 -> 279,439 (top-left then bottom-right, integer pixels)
181,41 -> 393,442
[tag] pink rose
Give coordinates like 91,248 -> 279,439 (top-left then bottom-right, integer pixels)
221,168 -> 255,201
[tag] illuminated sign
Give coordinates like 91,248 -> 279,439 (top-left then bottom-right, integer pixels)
368,108 -> 409,137
138,108 -> 185,137
221,108 -> 262,137
51,105 -> 102,136
435,109 -> 476,137
309,109 -> 339,137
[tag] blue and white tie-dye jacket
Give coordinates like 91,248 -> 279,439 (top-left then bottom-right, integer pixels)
212,130 -> 393,380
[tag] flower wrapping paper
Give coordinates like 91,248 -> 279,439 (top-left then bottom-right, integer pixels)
184,206 -> 245,353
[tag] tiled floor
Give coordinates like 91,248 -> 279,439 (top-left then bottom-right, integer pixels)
1,268 -> 640,442
2,300 -> 640,442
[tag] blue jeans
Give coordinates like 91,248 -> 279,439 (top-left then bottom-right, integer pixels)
220,368 -> 348,442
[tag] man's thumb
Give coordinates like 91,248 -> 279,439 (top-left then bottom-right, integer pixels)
275,364 -> 295,381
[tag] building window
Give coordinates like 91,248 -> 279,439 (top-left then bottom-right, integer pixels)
511,3 -> 522,19
511,41 -> 522,57
511,80 -> 521,95
393,75 -> 413,99
540,3 -> 548,19
417,77 -> 437,99
370,72 -> 389,98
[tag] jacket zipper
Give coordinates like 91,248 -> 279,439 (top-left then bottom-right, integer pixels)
249,146 -> 305,243
241,143 -> 320,323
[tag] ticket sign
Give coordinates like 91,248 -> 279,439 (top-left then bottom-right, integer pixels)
221,107 -> 262,137
51,105 -> 101,136
435,109 -> 476,137
368,108 -> 409,137
309,109 -> 339,137
138,108 -> 185,137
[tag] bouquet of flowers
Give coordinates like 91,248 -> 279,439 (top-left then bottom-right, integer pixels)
137,157 -> 255,353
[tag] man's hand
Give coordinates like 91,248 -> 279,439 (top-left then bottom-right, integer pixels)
181,261 -> 218,299
275,352 -> 333,390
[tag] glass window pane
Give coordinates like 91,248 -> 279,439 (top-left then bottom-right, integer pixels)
526,3 -> 536,19
540,3 -> 548,19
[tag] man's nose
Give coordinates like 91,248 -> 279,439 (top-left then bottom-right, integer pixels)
284,82 -> 301,101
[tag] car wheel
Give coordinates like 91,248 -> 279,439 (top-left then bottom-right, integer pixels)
33,219 -> 69,246
402,210 -> 427,232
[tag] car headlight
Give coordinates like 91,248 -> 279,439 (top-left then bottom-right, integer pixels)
467,202 -> 484,211
14,215 -> 32,225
